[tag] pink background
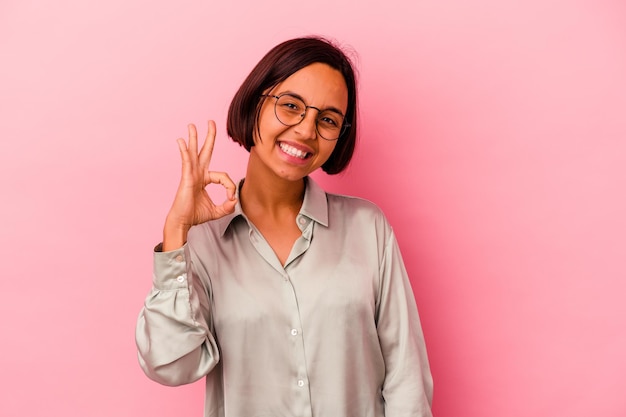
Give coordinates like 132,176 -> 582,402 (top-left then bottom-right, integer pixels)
1,0 -> 625,416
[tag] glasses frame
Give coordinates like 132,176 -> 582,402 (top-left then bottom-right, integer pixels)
261,94 -> 351,141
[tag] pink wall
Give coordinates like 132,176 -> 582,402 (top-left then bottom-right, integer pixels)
1,0 -> 625,416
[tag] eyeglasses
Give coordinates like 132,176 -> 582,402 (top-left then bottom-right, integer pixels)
262,94 -> 351,141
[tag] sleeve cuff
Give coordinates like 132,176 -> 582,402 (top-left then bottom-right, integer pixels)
152,243 -> 190,290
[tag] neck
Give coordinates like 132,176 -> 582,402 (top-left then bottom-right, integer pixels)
240,167 -> 306,219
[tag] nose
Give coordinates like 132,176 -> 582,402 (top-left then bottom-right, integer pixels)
293,106 -> 320,140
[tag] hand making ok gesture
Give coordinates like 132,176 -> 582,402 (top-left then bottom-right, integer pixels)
162,121 -> 237,251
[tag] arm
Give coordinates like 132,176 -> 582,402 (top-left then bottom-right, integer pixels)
377,231 -> 434,417
135,121 -> 236,385
135,244 -> 218,386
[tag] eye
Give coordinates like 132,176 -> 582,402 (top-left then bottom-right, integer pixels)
277,96 -> 304,114
318,112 -> 341,128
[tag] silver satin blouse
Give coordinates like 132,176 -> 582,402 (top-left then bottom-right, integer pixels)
136,177 -> 433,417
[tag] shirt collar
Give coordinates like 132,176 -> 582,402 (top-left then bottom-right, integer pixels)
216,176 -> 329,237
300,176 -> 329,227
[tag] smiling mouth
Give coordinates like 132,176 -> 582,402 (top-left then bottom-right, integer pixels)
279,142 -> 311,159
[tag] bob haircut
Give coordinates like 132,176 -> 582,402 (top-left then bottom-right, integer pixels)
227,36 -> 358,175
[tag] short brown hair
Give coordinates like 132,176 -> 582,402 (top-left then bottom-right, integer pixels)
227,36 -> 358,175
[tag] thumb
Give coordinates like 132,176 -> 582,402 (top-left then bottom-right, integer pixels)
221,197 -> 237,214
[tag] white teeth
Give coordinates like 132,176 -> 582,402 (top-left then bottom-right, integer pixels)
279,142 -> 308,159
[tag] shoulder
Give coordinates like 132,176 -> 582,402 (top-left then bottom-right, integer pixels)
187,219 -> 221,242
188,213 -> 240,241
185,215 -> 239,258
326,191 -> 381,211
326,192 -> 391,232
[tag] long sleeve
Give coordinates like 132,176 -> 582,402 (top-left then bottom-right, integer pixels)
135,243 -> 220,386
377,231 -> 433,417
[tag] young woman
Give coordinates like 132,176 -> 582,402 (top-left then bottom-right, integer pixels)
136,36 -> 433,417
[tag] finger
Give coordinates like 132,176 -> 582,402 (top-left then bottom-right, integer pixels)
198,120 -> 217,168
213,197 -> 237,217
206,171 -> 237,201
187,124 -> 199,167
176,137 -> 192,175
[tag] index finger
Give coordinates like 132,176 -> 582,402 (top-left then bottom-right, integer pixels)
198,120 -> 217,168
206,171 -> 237,201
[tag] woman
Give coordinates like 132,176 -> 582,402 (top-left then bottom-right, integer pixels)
136,36 -> 433,417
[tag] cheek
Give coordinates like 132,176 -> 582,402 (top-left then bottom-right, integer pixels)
320,142 -> 338,160
256,109 -> 288,142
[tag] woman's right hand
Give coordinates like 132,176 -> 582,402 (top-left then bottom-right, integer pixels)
162,121 -> 237,251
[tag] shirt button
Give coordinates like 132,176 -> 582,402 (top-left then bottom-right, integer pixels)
297,380 -> 305,387
290,329 -> 298,336
175,255 -> 184,262
298,217 -> 306,225
176,274 -> 186,283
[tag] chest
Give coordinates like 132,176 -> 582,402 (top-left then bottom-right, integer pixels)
205,227 -> 381,340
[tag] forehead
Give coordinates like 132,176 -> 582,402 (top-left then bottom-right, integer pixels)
274,63 -> 348,111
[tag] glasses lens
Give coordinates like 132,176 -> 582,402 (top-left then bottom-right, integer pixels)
316,110 -> 344,140
275,95 -> 305,126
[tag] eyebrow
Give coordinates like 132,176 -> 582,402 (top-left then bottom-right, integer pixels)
277,90 -> 346,118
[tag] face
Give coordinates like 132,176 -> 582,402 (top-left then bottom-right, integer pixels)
249,62 -> 349,182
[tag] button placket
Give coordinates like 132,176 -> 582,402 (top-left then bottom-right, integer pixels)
282,277 -> 312,415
